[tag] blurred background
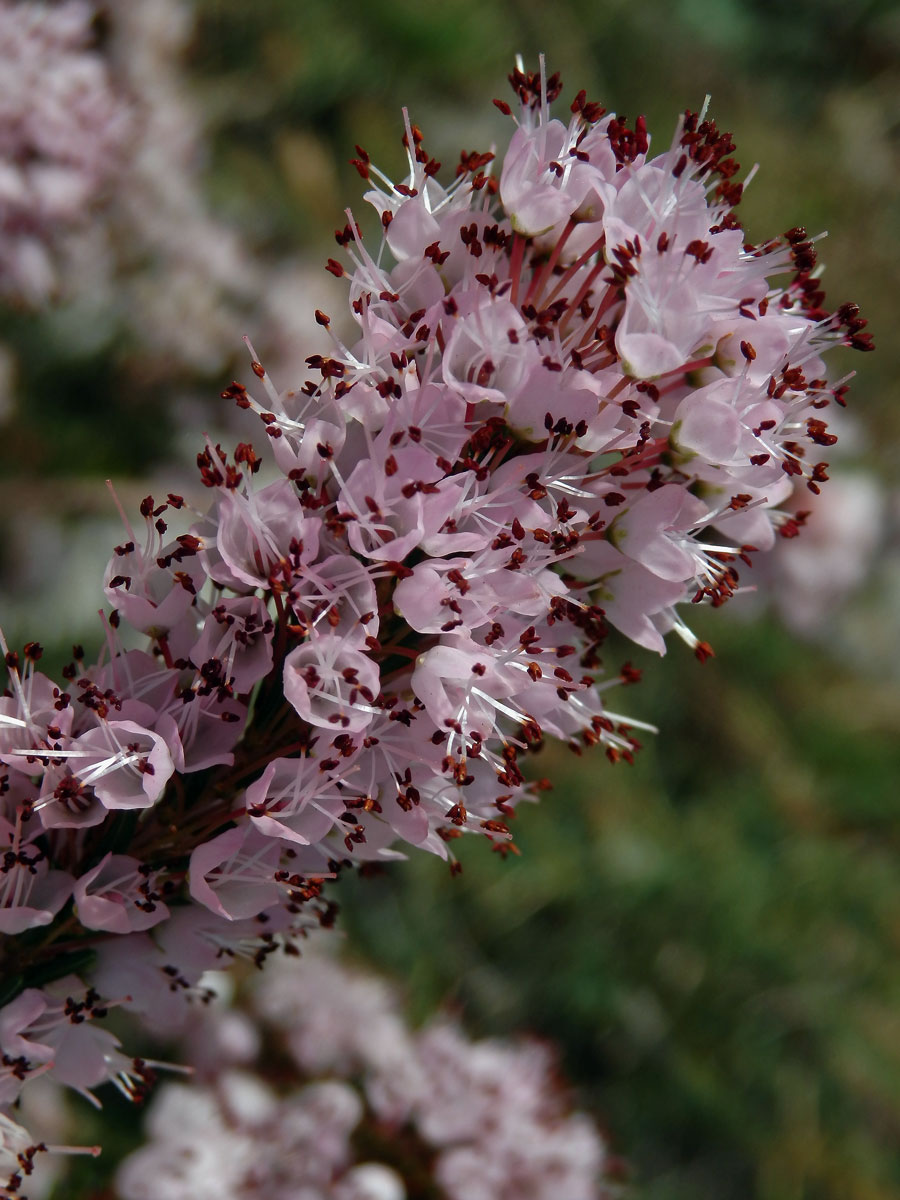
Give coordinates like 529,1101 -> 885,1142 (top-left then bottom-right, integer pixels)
2,1 -> 899,1197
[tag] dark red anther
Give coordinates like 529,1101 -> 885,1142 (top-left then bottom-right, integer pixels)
806,419 -> 838,447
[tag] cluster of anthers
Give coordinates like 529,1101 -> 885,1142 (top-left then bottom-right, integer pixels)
0,58 -> 870,1190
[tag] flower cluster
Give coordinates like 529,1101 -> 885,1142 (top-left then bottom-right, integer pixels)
118,1075 -> 404,1200
98,0 -> 260,372
0,0 -> 129,302
0,0 -> 260,371
115,948 -> 612,1200
765,470 -> 884,633
0,60 -> 870,1175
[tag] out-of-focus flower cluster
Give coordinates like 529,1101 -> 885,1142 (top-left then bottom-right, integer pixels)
0,0 -> 259,372
765,470 -> 884,633
96,0 -> 258,373
0,59 -> 871,1183
0,0 -> 129,302
115,948 -> 611,1200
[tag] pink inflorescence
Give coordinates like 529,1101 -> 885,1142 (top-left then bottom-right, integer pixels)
0,0 -> 129,303
115,948 -> 613,1200
0,60 -> 871,1168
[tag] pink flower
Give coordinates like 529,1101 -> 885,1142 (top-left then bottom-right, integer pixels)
35,719 -> 174,831
245,756 -> 350,849
202,479 -> 314,591
442,297 -> 537,404
189,825 -> 283,921
73,853 -> 169,934
191,596 -> 275,694
283,634 -> 380,734
0,814 -> 73,934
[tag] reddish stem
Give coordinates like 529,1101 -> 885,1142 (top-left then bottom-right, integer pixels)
509,233 -> 527,307
524,218 -> 576,308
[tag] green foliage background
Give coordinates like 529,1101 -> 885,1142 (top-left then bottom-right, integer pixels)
2,1 -> 898,1197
